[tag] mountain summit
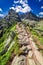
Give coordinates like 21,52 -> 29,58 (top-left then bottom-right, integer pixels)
4,9 -> 21,25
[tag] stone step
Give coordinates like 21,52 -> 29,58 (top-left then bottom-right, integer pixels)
11,55 -> 26,65
27,51 -> 36,65
28,59 -> 36,65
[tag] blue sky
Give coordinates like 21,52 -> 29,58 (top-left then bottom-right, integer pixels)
0,0 -> 43,17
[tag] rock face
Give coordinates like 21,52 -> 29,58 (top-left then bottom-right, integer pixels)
11,55 -> 26,65
20,12 -> 41,21
4,9 -> 21,26
0,25 -> 3,37
25,12 -> 40,21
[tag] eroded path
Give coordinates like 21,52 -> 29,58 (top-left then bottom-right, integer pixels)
11,23 -> 43,65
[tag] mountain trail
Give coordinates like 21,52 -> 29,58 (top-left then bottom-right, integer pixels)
11,23 -> 43,65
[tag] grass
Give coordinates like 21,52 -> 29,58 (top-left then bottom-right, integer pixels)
27,26 -> 43,55
0,24 -> 16,64
27,26 -> 43,45
0,23 -> 22,65
0,34 -> 20,65
0,25 -> 16,52
30,28 -> 43,45
0,23 -> 16,44
35,20 -> 43,31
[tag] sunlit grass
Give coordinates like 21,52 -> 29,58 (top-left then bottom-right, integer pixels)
30,27 -> 43,45
0,23 -> 21,65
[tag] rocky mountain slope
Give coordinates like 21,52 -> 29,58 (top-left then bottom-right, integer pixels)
4,9 -> 21,26
0,9 -> 21,38
20,12 -> 43,21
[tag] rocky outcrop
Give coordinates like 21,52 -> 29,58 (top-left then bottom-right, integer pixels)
4,9 -> 21,27
11,55 -> 26,65
20,12 -> 41,21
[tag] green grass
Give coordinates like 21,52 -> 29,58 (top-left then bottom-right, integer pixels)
30,27 -> 43,45
0,35 -> 20,65
35,20 -> 43,31
0,25 -> 16,52
0,23 -> 16,44
10,25 -> 16,31
0,23 -> 21,65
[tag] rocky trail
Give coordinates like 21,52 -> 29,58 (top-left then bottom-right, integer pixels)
11,23 -> 43,65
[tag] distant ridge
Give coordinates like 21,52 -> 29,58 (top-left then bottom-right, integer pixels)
20,12 -> 43,21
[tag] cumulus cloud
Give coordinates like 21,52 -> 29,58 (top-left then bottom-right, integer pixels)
10,7 -> 15,10
36,0 -> 41,2
14,0 -> 19,3
14,0 -> 27,4
10,0 -> 31,13
39,12 -> 43,15
0,8 -> 2,12
0,8 -> 4,17
41,6 -> 43,9
0,14 -> 4,17
15,5 -> 31,13
39,0 -> 41,2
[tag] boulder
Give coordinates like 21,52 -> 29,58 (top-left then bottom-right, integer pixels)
11,55 -> 26,65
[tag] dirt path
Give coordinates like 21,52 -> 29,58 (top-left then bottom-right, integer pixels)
11,23 -> 43,65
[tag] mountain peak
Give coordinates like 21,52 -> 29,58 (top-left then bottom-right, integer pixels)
4,9 -> 21,25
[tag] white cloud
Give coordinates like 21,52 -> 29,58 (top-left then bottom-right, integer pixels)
22,6 -> 31,13
0,14 -> 4,17
36,14 -> 39,17
14,0 -> 19,3
36,0 -> 41,2
19,0 -> 27,4
15,5 -> 31,13
41,6 -> 43,9
10,7 -> 15,10
0,8 -> 2,12
10,5 -> 31,13
39,0 -> 41,2
14,0 -> 27,4
39,12 -> 43,15
10,0 -> 31,13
